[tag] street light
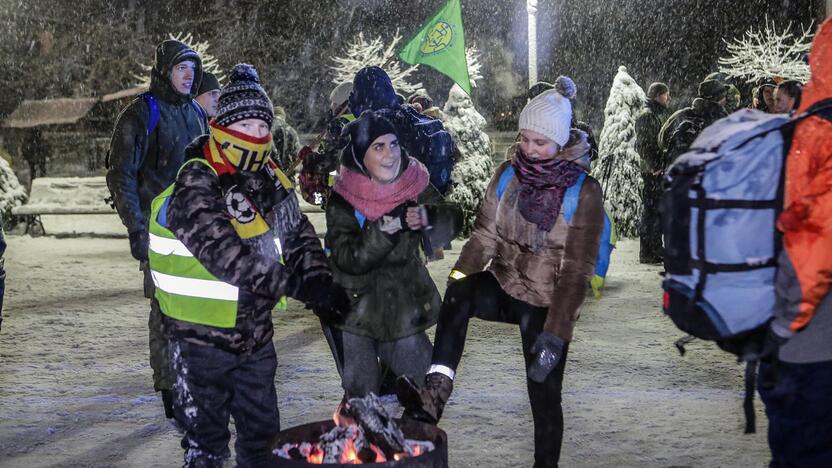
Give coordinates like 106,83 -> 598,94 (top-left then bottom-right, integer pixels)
527,0 -> 538,88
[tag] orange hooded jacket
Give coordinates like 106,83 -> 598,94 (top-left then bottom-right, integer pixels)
777,17 -> 832,332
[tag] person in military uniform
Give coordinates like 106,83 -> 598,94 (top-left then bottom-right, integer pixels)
148,64 -> 349,467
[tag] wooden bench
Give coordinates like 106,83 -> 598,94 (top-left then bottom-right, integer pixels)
12,176 -> 114,235
12,176 -> 325,236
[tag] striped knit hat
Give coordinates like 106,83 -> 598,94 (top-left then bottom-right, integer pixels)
518,87 -> 573,147
216,63 -> 273,128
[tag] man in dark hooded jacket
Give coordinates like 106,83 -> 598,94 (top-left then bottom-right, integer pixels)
658,79 -> 728,163
348,66 -> 456,194
106,39 -> 207,418
635,82 -> 671,264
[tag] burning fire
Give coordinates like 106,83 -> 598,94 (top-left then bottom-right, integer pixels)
274,406 -> 433,464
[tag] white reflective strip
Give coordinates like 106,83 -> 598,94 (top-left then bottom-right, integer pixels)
151,271 -> 238,301
273,237 -> 283,256
149,233 -> 194,257
427,364 -> 455,381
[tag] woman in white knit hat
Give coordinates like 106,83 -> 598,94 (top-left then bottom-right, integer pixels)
397,81 -> 605,467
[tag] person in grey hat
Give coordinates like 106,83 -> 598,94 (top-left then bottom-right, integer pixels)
635,82 -> 671,264
658,79 -> 728,163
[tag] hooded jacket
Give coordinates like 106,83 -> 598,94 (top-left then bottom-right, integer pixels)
773,18 -> 832,363
107,40 -> 207,234
453,136 -> 604,341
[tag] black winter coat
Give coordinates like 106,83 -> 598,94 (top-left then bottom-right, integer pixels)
106,41 -> 207,234
635,99 -> 670,175
658,98 -> 726,164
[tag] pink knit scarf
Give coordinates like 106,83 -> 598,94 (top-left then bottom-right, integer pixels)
333,157 -> 430,221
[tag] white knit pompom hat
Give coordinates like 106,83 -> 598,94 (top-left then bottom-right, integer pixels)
518,88 -> 573,147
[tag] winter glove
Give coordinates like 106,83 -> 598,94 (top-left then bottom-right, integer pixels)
744,325 -> 790,363
299,276 -> 351,324
128,229 -> 149,262
527,331 -> 565,383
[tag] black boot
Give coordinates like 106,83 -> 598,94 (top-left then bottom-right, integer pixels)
396,373 -> 453,425
161,389 -> 175,419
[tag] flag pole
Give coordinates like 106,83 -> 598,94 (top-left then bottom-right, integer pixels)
527,0 -> 538,88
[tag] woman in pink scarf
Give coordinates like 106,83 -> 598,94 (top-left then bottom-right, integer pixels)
323,111 -> 462,399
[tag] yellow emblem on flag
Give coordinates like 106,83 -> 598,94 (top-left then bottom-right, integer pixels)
420,22 -> 454,55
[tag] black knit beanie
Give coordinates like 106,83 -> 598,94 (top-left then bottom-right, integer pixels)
197,71 -> 220,96
215,64 -> 273,128
341,110 -> 399,175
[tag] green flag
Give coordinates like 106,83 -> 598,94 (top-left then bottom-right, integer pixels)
398,0 -> 471,95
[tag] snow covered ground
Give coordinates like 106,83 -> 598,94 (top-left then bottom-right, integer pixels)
0,232 -> 770,467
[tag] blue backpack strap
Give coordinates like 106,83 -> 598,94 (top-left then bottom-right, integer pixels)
562,173 -> 587,224
496,165 -> 515,201
354,209 -> 367,228
142,92 -> 161,137
190,99 -> 208,133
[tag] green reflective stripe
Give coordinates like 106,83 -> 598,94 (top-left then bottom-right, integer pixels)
155,287 -> 238,328
149,250 -> 222,281
148,172 -> 239,328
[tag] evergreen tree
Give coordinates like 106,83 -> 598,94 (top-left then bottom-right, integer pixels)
443,46 -> 492,236
444,84 -> 493,236
592,66 -> 645,238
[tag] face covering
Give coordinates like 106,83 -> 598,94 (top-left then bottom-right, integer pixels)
208,121 -> 273,172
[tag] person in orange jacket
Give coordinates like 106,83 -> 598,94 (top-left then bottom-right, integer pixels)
757,17 -> 832,467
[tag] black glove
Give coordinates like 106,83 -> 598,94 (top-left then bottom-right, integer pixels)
299,276 -> 351,324
527,331 -> 565,383
128,230 -> 149,262
748,325 -> 790,363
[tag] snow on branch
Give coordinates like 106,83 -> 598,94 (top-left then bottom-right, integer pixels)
718,17 -> 812,83
329,30 -> 423,95
134,32 -> 226,88
466,44 -> 483,88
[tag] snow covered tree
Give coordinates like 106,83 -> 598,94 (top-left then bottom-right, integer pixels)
592,66 -> 646,238
329,30 -> 423,95
134,32 -> 226,88
0,150 -> 27,222
444,46 -> 492,236
718,18 -> 812,83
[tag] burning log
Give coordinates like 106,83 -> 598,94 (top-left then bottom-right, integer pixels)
272,393 -> 444,466
340,393 -> 407,457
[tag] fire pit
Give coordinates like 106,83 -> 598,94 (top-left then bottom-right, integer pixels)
269,395 -> 447,467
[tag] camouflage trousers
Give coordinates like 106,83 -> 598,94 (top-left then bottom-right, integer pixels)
143,264 -> 170,391
169,339 -> 280,468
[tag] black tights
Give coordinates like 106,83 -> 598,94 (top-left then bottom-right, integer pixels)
432,271 -> 569,468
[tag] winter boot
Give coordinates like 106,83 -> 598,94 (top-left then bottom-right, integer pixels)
161,389 -> 175,419
396,373 -> 453,425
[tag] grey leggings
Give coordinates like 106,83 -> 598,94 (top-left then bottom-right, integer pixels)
337,330 -> 432,398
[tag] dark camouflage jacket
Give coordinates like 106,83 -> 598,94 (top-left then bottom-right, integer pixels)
165,136 -> 330,353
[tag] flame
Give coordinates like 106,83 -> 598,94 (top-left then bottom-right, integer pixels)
371,445 -> 386,463
340,438 -> 358,464
307,447 -> 323,464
